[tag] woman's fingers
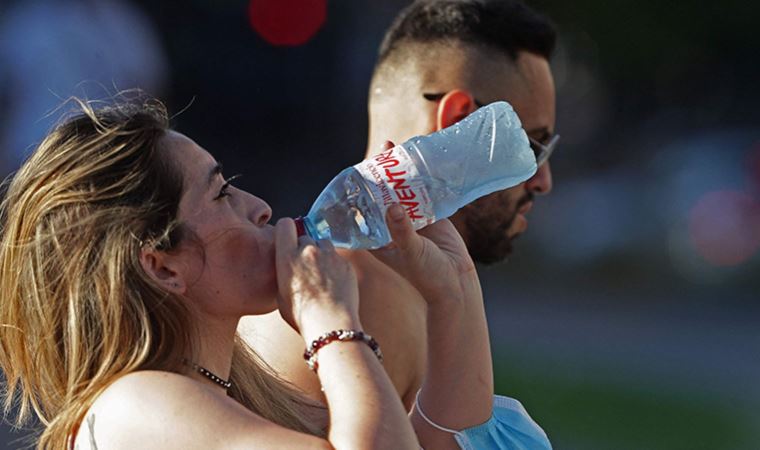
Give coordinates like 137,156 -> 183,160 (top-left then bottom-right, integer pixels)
315,238 -> 334,251
297,234 -> 316,248
384,203 -> 421,255
276,218 -> 314,295
275,218 -> 297,254
274,217 -> 362,338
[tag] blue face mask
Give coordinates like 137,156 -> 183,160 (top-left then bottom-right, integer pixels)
417,394 -> 553,450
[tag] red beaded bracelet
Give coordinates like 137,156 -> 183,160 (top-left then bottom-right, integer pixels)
303,329 -> 383,372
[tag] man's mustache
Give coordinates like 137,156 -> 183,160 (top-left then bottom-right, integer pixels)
517,192 -> 534,208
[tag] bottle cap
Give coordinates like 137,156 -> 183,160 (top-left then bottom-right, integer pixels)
294,216 -> 306,237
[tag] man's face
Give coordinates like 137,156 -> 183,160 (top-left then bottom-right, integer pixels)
454,51 -> 556,264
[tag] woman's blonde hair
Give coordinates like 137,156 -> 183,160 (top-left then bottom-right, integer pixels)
0,94 -> 321,449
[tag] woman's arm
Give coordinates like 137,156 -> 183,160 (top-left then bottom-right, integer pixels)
74,344 -> 412,450
77,219 -> 419,450
273,218 -> 419,449
236,248 -> 427,412
372,205 -> 494,450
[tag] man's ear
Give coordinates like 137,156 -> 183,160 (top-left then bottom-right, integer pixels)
139,247 -> 187,294
436,90 -> 478,130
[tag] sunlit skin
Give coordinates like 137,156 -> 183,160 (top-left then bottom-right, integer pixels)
239,48 -> 556,413
132,131 -> 285,388
144,132 -> 488,449
165,131 -> 278,318
368,48 -> 556,263
70,130 -> 423,449
453,52 -> 556,262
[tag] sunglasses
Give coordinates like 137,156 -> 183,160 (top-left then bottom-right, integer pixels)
423,92 -> 559,166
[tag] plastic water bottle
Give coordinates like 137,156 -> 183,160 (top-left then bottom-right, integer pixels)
296,101 -> 537,249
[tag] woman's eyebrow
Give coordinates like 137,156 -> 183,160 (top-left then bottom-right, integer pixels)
206,163 -> 223,189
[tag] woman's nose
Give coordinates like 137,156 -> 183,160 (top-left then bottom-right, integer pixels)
243,191 -> 272,226
252,198 -> 272,226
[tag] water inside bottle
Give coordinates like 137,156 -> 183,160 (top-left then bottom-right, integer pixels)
305,102 -> 536,250
307,168 -> 391,249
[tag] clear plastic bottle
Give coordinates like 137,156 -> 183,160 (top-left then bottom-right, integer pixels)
296,101 -> 537,249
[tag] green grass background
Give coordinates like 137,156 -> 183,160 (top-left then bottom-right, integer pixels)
493,354 -> 759,450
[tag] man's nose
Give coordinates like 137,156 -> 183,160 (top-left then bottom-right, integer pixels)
525,161 -> 553,195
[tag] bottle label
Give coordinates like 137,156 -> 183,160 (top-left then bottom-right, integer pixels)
354,144 -> 435,229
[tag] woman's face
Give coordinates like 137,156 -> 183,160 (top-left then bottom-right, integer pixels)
164,131 -> 277,318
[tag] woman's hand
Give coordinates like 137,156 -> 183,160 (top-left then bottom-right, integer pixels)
369,145 -> 493,449
274,218 -> 361,341
275,218 -> 419,450
368,141 -> 478,307
371,205 -> 477,308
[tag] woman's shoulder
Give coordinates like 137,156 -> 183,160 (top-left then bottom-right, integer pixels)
95,370 -> 213,401
73,371 -> 260,450
90,370 -> 230,415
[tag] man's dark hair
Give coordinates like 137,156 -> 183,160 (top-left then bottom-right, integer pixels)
378,0 -> 557,64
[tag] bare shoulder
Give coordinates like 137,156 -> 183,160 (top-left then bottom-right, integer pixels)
338,248 -> 426,327
338,249 -> 424,303
74,371 -> 326,450
237,312 -> 325,404
74,371 -> 246,450
239,250 -> 428,411
88,371 -> 231,417
337,249 -> 428,408
94,370 -> 207,400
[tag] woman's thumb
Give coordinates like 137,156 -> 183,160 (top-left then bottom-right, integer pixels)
385,203 -> 418,253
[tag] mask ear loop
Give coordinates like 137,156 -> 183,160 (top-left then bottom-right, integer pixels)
414,390 -> 459,434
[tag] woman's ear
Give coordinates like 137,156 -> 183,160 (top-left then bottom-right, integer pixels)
436,89 -> 478,130
139,247 -> 187,294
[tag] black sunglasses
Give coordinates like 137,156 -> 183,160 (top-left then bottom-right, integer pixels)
423,92 -> 559,166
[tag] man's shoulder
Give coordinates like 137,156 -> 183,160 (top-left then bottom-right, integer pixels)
337,249 -> 428,408
337,248 -> 426,305
239,249 -> 428,410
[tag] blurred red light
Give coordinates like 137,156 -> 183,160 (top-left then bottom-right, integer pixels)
248,0 -> 327,47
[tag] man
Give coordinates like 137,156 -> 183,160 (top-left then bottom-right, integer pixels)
367,0 -> 558,264
240,0 -> 558,411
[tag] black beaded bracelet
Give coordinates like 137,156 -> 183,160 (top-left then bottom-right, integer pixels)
303,329 -> 383,372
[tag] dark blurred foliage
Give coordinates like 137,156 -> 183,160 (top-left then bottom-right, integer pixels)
117,0 -> 760,292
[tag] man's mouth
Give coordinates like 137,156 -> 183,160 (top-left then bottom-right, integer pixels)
518,201 -> 533,214
516,193 -> 534,215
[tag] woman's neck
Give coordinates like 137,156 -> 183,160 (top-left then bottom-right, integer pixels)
186,314 -> 239,392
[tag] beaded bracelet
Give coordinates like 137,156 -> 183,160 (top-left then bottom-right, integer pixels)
303,329 -> 383,372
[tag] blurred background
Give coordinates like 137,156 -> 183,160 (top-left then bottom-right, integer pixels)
0,0 -> 758,448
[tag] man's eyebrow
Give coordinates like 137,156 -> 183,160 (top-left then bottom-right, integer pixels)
207,163 -> 223,189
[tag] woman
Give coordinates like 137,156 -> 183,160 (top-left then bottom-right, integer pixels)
0,95 -> 550,449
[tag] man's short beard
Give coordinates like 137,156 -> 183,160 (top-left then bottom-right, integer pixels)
460,192 -> 533,265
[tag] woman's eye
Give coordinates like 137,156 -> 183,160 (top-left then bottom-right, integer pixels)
215,174 -> 242,200
215,183 -> 231,200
